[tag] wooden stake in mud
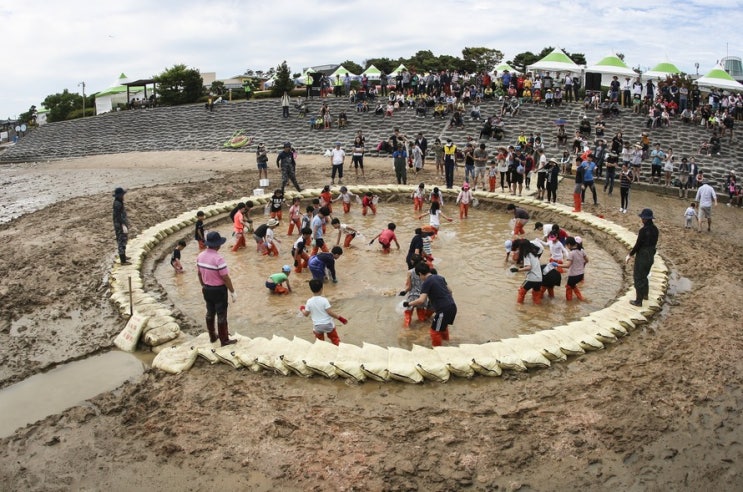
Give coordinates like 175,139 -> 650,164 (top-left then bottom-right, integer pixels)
128,276 -> 133,317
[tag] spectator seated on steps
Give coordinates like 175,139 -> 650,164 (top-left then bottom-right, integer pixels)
337,111 -> 347,128
448,110 -> 464,129
679,108 -> 692,124
374,103 -> 384,115
433,102 -> 447,118
556,125 -> 568,146
579,117 -> 591,137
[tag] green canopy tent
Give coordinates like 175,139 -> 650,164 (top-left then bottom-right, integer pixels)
695,64 -> 743,91
362,64 -> 382,80
527,48 -> 582,74
644,62 -> 682,80
94,73 -> 146,114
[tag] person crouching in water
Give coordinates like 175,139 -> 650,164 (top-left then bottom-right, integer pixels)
266,265 -> 293,294
399,254 -> 433,326
510,239 -> 543,304
404,262 -> 457,347
563,236 -> 588,301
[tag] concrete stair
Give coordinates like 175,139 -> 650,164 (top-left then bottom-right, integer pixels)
2,96 -> 739,188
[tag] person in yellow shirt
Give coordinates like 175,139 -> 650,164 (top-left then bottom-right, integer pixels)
443,138 -> 457,189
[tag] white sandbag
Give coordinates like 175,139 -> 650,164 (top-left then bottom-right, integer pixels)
360,342 -> 390,382
585,316 -> 628,337
432,346 -> 475,378
387,347 -> 423,384
503,338 -> 551,369
151,332 -> 194,354
581,318 -> 622,343
233,336 -> 269,372
554,324 -> 604,351
331,343 -> 366,382
481,341 -> 528,372
134,305 -> 173,318
517,333 -> 567,362
213,333 -> 250,369
142,323 -> 181,347
280,336 -> 314,377
142,316 -> 179,334
190,332 -> 220,364
457,343 -> 502,376
255,335 -> 291,375
305,340 -> 339,379
113,312 -> 149,352
540,329 -> 586,356
152,344 -> 198,374
411,345 -> 450,382
605,304 -> 649,325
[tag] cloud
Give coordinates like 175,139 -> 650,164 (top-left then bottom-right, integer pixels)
2,0 -> 742,118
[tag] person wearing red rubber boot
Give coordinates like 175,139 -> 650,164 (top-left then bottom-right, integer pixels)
563,236 -> 589,302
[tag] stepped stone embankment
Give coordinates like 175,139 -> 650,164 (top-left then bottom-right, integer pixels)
1,96 -> 739,190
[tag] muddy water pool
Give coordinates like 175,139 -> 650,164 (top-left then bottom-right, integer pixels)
156,200 -> 624,348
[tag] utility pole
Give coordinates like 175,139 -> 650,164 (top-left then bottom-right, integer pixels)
79,81 -> 86,117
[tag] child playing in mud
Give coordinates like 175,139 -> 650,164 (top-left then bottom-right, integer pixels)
269,189 -> 285,221
418,201 -> 453,236
265,265 -> 293,294
292,228 -> 312,273
331,217 -> 358,248
369,222 -> 401,253
332,186 -> 355,214
287,197 -> 302,236
413,182 -> 426,212
171,240 -> 186,273
684,202 -> 697,229
361,191 -> 378,216
299,278 -> 348,346
194,211 -> 206,250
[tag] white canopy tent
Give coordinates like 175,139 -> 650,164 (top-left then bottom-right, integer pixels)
643,62 -> 682,80
361,65 -> 382,80
585,54 -> 637,86
94,73 -> 146,114
527,48 -> 582,75
493,62 -> 521,75
695,65 -> 743,91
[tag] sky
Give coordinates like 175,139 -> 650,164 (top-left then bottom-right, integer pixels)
3,0 -> 743,119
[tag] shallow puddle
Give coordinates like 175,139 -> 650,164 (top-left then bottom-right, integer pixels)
0,351 -> 147,438
156,198 -> 624,348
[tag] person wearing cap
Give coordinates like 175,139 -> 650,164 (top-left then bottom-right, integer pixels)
604,150 -> 619,195
112,187 -> 131,265
196,231 -> 237,346
695,177 -> 718,232
330,141 -> 345,185
265,265 -> 293,294
456,182 -> 473,219
443,138 -> 457,189
625,209 -> 659,307
276,142 -> 302,192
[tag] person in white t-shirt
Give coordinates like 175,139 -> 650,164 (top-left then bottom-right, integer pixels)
330,142 -> 346,184
695,178 -> 718,232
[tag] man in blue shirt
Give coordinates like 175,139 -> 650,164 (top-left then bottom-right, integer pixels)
580,153 -> 598,206
405,263 -> 457,347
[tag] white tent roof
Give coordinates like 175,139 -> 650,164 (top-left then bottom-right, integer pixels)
695,65 -> 743,91
528,48 -> 582,73
585,55 -> 637,78
389,63 -> 408,76
643,62 -> 681,79
362,65 -> 382,79
330,65 -> 358,79
494,62 -> 521,75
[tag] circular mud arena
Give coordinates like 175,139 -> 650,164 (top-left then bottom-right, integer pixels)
1,96 -> 743,490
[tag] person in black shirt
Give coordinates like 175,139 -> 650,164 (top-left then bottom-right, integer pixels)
625,208 -> 659,306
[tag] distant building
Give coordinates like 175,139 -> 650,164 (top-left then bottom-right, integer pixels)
721,56 -> 743,82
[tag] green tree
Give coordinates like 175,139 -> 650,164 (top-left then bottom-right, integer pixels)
19,105 -> 37,126
364,57 -> 396,75
567,51 -> 587,66
42,89 -> 79,122
509,51 -> 540,73
462,47 -> 504,73
340,60 -> 363,75
154,64 -> 203,106
270,60 -> 295,97
406,50 -> 438,72
210,80 -> 225,96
